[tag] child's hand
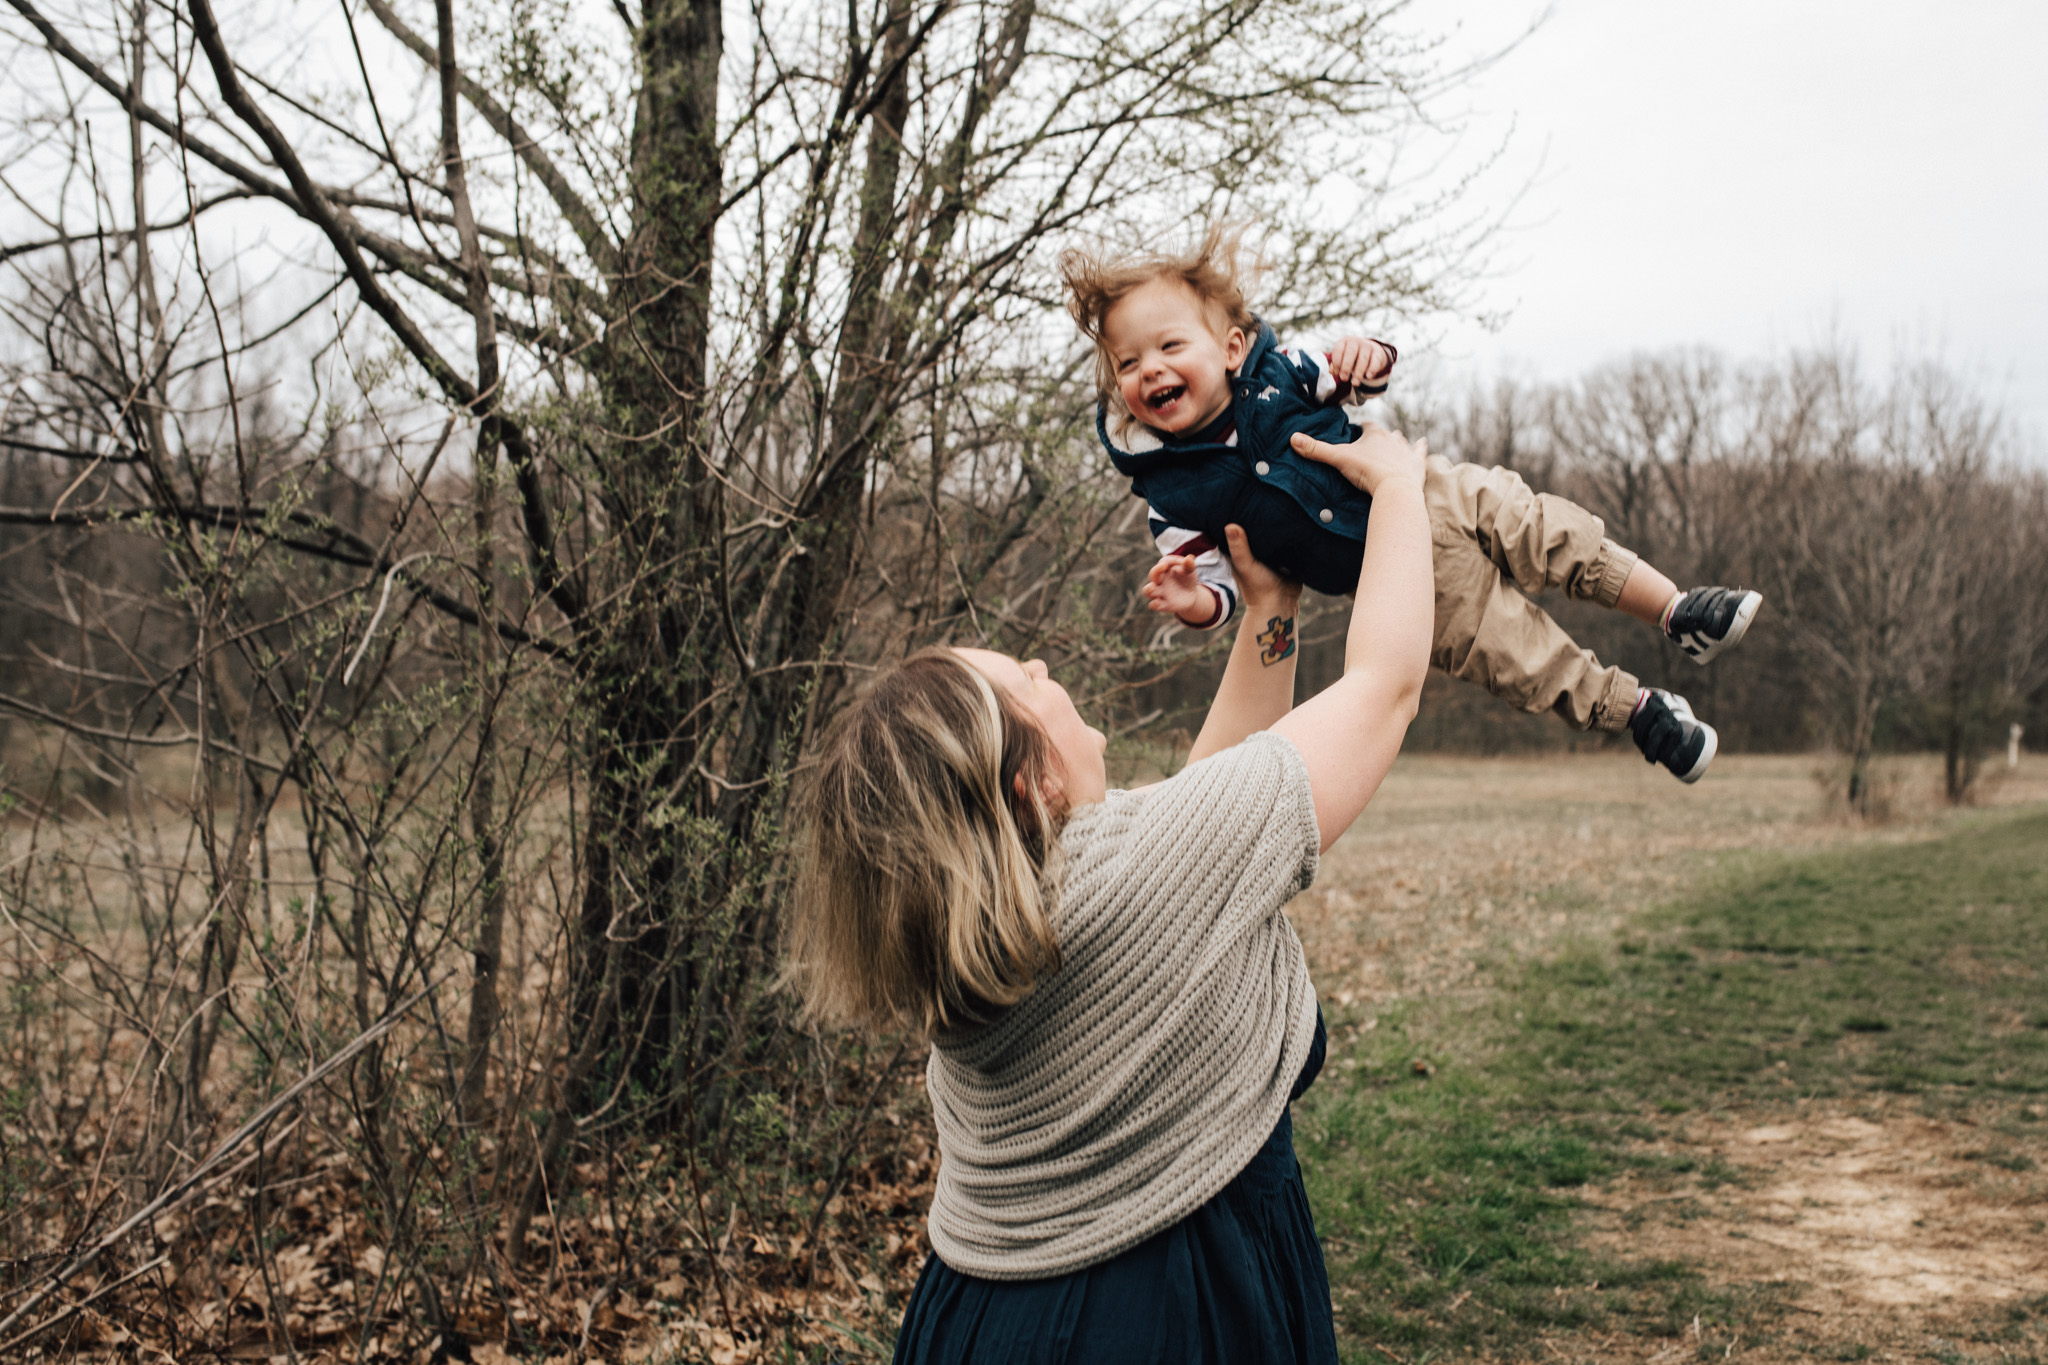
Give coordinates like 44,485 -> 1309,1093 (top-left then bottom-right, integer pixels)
1291,426 -> 1427,496
1328,336 -> 1395,389
1142,555 -> 1220,625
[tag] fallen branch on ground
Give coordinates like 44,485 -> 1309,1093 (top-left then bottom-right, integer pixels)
0,979 -> 443,1343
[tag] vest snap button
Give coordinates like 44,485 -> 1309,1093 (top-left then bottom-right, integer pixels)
1319,508 -> 1334,523
1255,461 -> 1271,476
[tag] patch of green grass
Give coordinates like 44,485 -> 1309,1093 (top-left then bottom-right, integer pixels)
1300,807 -> 2048,1361
1298,1011 -> 1793,1357
1300,1027 -> 1606,1350
1517,809 -> 2048,1112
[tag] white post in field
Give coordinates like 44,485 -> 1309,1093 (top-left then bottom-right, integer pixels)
2010,723 -> 2024,769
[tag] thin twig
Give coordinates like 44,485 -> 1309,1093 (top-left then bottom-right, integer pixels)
802,1040 -> 911,1282
343,552 -> 437,685
0,1254 -> 170,1355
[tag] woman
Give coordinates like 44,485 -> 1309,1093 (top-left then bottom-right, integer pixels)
788,423 -> 1432,1362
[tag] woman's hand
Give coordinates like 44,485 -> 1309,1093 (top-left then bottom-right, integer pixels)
1220,524 -> 1298,613
1290,424 -> 1427,496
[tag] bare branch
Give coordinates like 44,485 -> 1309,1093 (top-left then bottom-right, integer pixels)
360,0 -> 620,276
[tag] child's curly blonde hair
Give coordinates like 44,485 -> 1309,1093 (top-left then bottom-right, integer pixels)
1058,222 -> 1261,403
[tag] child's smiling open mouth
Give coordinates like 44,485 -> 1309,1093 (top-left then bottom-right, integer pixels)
1145,382 -> 1188,416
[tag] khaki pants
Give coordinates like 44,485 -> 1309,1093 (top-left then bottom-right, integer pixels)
1424,455 -> 1641,732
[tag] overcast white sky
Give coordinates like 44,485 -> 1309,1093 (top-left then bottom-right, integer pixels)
1420,0 -> 2048,454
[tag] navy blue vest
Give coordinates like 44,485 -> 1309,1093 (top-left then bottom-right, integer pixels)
1098,323 -> 1374,597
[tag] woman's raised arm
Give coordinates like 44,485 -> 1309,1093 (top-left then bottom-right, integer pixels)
1186,525 -> 1304,764
1271,427 -> 1434,851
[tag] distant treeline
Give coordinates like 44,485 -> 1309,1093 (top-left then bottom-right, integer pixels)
7,348 -> 2046,816
1136,349 -> 2048,806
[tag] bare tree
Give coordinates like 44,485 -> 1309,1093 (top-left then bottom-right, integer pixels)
1413,349 -> 2037,786
1747,356 -> 1966,811
0,0 -> 1497,1347
1922,455 -> 2048,802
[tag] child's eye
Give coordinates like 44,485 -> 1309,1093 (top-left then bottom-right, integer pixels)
1116,357 -> 1136,372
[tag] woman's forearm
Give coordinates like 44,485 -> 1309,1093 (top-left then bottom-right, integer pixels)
1187,588 -> 1302,764
1272,473 -> 1433,849
1344,475 -> 1432,689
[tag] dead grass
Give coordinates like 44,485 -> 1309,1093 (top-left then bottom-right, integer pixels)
1294,750 -> 2048,1022
1580,1101 -> 2048,1319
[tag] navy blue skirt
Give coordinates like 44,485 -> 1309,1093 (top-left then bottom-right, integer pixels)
893,1014 -> 1335,1365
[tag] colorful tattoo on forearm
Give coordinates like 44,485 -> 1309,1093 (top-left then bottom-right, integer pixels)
1257,614 -> 1297,666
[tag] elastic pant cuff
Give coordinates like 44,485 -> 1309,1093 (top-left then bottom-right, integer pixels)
1591,672 -> 1642,733
1586,539 -> 1638,609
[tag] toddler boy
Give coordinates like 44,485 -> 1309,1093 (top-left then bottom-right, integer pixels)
1060,227 -> 1761,781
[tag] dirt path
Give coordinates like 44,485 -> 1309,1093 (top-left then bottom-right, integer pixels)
1580,1098 -> 2048,1359
1294,751 -> 2048,1359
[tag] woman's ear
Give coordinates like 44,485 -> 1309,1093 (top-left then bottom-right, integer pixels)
1013,766 -> 1066,815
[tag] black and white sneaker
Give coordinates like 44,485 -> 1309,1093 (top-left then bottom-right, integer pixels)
1664,587 -> 1763,665
1630,689 -> 1718,784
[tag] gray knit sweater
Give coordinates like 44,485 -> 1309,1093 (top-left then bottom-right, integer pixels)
925,730 -> 1323,1279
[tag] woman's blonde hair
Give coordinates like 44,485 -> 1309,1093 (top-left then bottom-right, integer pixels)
1059,221 -> 1261,403
787,648 -> 1066,1039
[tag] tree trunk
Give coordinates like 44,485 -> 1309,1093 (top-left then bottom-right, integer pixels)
438,0 -> 509,1127
1845,683 -> 1879,816
461,454 -> 506,1122
565,0 -> 728,1116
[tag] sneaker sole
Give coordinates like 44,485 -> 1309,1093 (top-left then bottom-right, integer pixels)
1676,720 -> 1719,783
1683,591 -> 1762,666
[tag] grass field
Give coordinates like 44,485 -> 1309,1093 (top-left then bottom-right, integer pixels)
1290,752 -> 2048,1364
